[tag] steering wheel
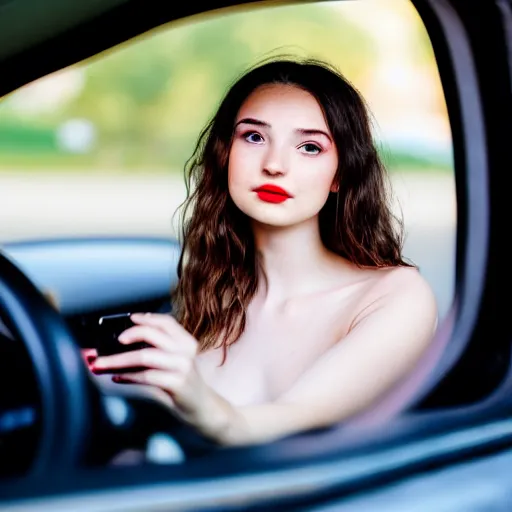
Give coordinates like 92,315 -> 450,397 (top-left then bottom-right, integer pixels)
0,252 -> 93,476
0,252 -> 219,476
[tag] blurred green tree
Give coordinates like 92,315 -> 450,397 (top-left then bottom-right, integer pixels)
62,2 -> 376,170
0,1 -> 447,173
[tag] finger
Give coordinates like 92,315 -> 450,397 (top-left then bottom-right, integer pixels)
112,369 -> 182,393
92,348 -> 188,373
119,325 -> 175,348
129,313 -> 197,353
130,313 -> 184,336
118,325 -> 192,355
81,348 -> 97,358
81,348 -> 98,365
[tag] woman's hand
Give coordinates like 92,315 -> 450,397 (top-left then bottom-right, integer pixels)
90,313 -> 216,427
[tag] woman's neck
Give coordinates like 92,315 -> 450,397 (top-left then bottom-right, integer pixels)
252,216 -> 351,304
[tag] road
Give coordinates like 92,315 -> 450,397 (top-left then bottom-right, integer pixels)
0,171 -> 456,320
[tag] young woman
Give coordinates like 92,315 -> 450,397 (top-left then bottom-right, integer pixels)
88,58 -> 438,446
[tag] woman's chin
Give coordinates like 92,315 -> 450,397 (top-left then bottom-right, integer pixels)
234,200 -> 319,228
249,214 -> 306,229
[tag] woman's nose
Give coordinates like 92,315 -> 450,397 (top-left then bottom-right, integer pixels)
262,145 -> 287,176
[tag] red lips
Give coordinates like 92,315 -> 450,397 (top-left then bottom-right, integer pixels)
254,184 -> 292,204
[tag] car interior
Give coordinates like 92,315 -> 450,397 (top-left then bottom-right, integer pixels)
0,0 -> 511,509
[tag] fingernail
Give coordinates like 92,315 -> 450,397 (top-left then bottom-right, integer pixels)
90,364 -> 103,374
118,334 -> 128,343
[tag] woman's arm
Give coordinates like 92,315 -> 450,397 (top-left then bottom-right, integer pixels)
198,272 -> 438,445
92,271 -> 437,447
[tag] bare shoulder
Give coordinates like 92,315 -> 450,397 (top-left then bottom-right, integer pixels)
377,265 -> 435,296
351,265 -> 438,338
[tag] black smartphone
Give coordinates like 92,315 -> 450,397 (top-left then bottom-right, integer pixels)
97,313 -> 150,357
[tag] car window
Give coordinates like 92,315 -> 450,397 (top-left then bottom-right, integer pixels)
0,0 -> 455,320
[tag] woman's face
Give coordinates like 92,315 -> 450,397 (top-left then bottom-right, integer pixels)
228,84 -> 339,228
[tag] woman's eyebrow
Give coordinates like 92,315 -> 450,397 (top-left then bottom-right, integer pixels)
235,118 -> 270,128
296,128 -> 332,142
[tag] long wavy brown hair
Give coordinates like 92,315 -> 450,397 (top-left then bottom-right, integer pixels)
172,58 -> 413,364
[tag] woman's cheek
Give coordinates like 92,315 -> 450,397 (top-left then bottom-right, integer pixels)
229,144 -> 261,194
303,163 -> 335,196
297,174 -> 336,216
228,143 -> 249,182
228,154 -> 252,213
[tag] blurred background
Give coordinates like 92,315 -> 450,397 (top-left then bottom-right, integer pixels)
0,0 -> 456,319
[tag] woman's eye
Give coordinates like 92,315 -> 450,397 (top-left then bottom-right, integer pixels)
299,143 -> 322,155
245,132 -> 264,144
